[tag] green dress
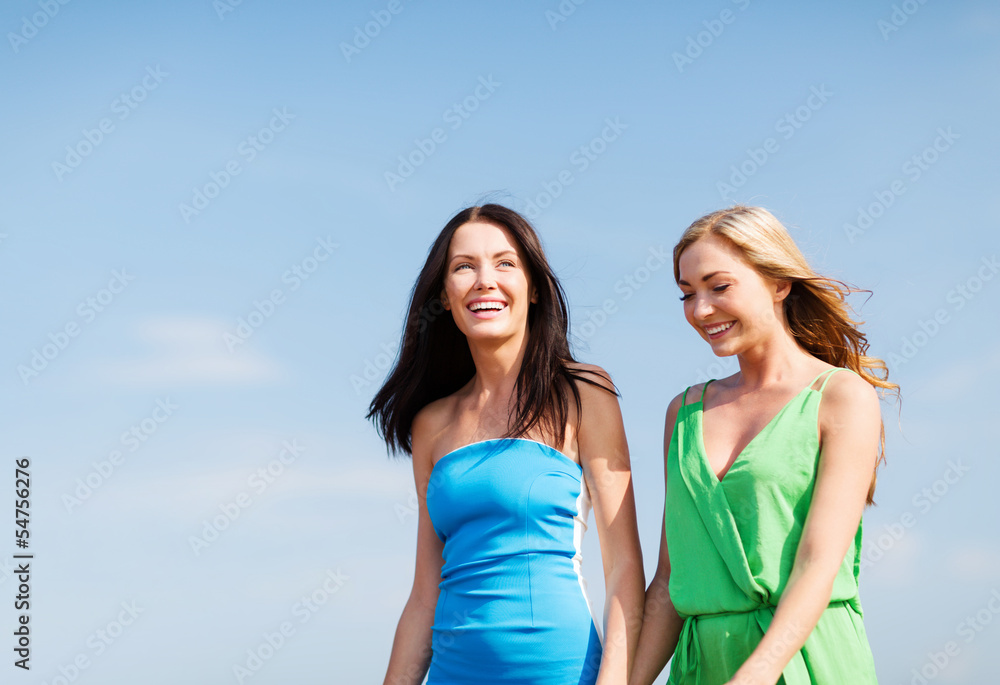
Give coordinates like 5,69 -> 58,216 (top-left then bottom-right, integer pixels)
665,368 -> 878,684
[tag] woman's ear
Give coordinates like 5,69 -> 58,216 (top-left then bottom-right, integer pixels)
774,279 -> 792,303
441,290 -> 450,311
530,288 -> 538,304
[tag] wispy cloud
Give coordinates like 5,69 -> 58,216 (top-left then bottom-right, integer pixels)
86,315 -> 285,387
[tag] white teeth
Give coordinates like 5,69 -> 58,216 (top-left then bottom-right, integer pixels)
469,301 -> 505,311
706,321 -> 734,335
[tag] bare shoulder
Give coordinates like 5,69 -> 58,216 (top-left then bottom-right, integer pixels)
412,395 -> 454,435
565,363 -> 623,426
663,382 -> 698,442
820,368 -> 879,413
817,369 -> 881,449
568,363 -> 630,470
411,395 -> 458,463
674,376 -> 722,409
665,389 -> 686,428
565,361 -> 617,395
684,382 -> 706,406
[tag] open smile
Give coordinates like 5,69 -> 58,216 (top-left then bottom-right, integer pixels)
467,300 -> 508,319
705,321 -> 735,339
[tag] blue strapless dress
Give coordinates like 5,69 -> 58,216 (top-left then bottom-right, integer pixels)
425,438 -> 603,684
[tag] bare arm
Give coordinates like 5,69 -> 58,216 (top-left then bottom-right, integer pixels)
382,411 -> 445,685
727,371 -> 881,685
629,392 -> 687,685
576,365 -> 646,685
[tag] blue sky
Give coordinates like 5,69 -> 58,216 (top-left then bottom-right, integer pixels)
1,1 -> 998,683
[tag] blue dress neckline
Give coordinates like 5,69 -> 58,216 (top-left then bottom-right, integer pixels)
431,437 -> 582,475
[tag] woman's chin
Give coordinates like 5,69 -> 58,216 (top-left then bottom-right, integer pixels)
460,322 -> 519,342
707,337 -> 740,357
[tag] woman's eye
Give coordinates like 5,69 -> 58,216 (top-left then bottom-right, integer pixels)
454,263 -> 472,271
679,293 -> 693,301
713,284 -> 730,293
499,260 -> 515,268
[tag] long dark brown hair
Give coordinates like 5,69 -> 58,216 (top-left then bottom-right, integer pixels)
368,204 -> 613,456
673,205 -> 900,504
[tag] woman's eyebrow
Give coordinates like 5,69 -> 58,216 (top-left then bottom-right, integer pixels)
678,270 -> 733,286
449,250 -> 518,262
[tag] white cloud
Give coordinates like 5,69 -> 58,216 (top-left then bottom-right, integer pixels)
88,315 -> 285,387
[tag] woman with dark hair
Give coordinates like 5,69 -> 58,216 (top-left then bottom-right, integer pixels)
369,204 -> 645,685
630,206 -> 897,685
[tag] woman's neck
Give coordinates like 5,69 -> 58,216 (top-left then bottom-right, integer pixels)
734,328 -> 815,390
464,330 -> 531,407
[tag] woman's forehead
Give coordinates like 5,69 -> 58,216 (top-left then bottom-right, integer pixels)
449,221 -> 519,253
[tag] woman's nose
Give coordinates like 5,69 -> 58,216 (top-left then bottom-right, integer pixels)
475,268 -> 497,290
692,294 -> 713,319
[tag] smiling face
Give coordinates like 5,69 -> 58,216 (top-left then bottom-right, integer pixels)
441,221 -> 537,343
677,234 -> 789,356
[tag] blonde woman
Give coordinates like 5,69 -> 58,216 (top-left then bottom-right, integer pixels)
631,206 -> 897,684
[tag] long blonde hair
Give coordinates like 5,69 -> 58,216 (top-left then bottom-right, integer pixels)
673,205 -> 899,504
